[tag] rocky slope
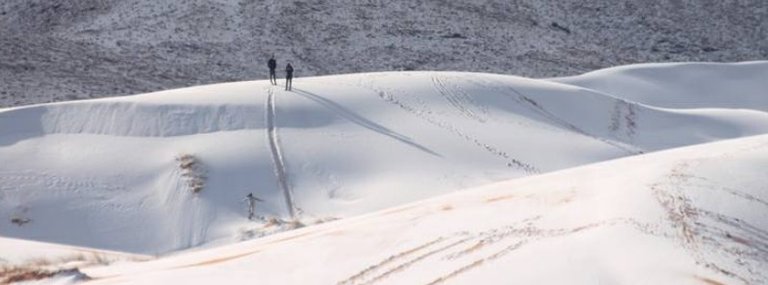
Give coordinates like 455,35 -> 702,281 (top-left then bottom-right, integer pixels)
1,0 -> 766,107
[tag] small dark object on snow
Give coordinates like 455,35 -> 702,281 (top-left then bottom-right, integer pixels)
11,217 -> 31,226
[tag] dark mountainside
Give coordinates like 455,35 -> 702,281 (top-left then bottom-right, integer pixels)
1,0 -> 766,107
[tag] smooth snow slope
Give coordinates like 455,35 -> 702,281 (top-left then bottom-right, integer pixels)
1,62 -> 768,256
554,61 -> 768,111
84,133 -> 768,285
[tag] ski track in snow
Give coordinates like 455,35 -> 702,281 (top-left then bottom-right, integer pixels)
353,76 -> 539,173
266,87 -> 297,219
291,88 -> 439,157
333,151 -> 768,285
4,64 -> 768,284
470,77 -> 643,155
337,237 -> 446,285
650,151 -> 768,284
338,235 -> 472,285
431,76 -> 487,123
336,217 -> 664,285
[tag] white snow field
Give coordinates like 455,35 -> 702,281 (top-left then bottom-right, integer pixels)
1,61 -> 767,283
82,132 -> 768,285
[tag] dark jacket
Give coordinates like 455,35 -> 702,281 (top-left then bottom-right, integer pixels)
286,64 -> 294,78
268,58 -> 277,70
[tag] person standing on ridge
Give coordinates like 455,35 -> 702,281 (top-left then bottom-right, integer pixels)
243,193 -> 263,220
285,63 -> 294,91
267,55 -> 277,85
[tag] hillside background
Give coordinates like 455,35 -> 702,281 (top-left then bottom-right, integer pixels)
1,0 -> 766,107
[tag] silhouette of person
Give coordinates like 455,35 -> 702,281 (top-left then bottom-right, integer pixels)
285,63 -> 294,91
267,56 -> 277,85
243,193 -> 263,220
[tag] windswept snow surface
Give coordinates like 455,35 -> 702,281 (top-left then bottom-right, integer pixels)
1,62 -> 767,259
84,133 -> 768,284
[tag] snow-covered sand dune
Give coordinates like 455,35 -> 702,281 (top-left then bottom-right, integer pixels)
83,132 -> 768,284
0,236 -> 150,266
554,61 -> 768,111
1,62 -> 767,260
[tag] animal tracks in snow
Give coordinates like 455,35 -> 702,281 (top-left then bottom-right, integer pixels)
0,171 -> 126,200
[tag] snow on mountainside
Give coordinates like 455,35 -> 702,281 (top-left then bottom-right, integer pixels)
1,0 -> 767,107
1,62 -> 767,261
82,133 -> 768,285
